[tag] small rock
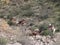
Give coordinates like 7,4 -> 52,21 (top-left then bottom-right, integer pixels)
35,35 -> 42,40
35,41 -> 40,45
41,36 -> 46,42
28,36 -> 34,40
48,40 -> 54,45
52,38 -> 56,42
40,42 -> 44,45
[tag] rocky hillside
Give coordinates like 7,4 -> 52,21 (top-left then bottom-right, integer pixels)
0,0 -> 60,45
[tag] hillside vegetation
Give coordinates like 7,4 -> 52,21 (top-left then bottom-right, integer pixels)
0,0 -> 60,31
0,0 -> 60,45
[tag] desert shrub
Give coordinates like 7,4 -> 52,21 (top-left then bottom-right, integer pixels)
56,17 -> 60,21
0,15 -> 4,18
7,20 -> 15,26
39,24 -> 48,32
20,4 -> 34,17
29,23 -> 34,26
40,15 -> 49,20
21,4 -> 31,10
0,37 -> 7,45
41,30 -> 53,36
22,10 -> 34,17
54,16 -> 60,32
21,7 -> 34,17
55,24 -> 60,32
31,26 -> 38,31
38,23 -> 53,36
24,0 -> 28,2
31,25 -> 38,31
6,15 -> 12,19
56,29 -> 60,32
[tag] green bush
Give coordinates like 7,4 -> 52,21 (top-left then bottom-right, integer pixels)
55,25 -> 60,32
54,18 -> 60,32
0,15 -> 4,18
6,15 -> 12,19
21,4 -> 31,10
30,26 -> 37,31
40,15 -> 49,20
7,20 -> 15,26
38,24 -> 53,36
39,24 -> 48,32
20,4 -> 34,17
56,29 -> 60,32
29,23 -> 34,26
0,37 -> 7,45
41,30 -> 53,36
